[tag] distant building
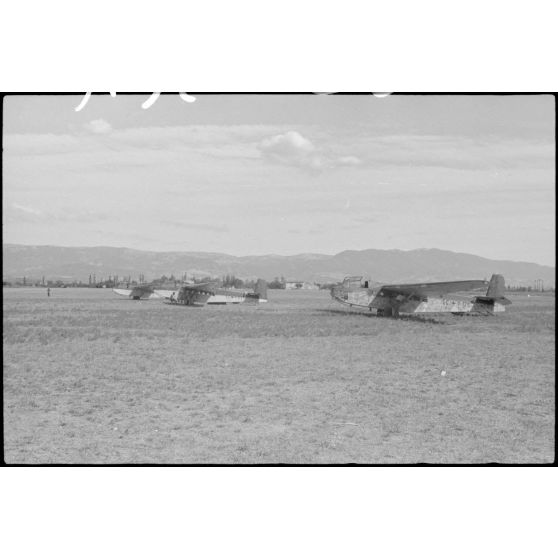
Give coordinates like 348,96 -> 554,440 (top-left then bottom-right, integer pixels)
284,280 -> 319,290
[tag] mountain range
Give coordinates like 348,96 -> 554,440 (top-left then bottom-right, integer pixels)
2,244 -> 555,287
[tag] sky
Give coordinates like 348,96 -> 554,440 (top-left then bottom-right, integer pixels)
2,94 -> 555,266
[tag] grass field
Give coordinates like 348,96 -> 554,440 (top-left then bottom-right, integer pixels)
3,287 -> 555,464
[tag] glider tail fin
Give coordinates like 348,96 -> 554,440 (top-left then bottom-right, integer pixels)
473,274 -> 512,310
255,279 -> 268,302
487,274 -> 512,305
487,274 -> 506,298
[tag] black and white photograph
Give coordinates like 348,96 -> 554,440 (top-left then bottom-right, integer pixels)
2,93 -> 554,464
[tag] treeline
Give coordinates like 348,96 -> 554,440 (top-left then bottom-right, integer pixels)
151,273 -> 260,288
3,277 -> 91,288
3,273 -> 335,290
267,277 -> 335,289
2,273 -> 248,288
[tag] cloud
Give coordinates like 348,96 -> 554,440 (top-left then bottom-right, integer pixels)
6,126 -> 552,173
337,155 -> 362,166
262,131 -> 315,154
4,125 -> 290,168
260,131 -> 324,170
84,119 -> 112,134
166,221 -> 230,233
11,203 -> 43,216
6,125 -> 365,174
259,130 -> 361,171
361,135 -> 554,170
7,203 -> 109,224
3,133 -> 80,156
287,228 -> 322,235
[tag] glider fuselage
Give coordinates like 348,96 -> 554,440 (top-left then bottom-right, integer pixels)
331,276 -> 510,316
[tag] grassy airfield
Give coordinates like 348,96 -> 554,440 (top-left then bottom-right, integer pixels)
3,287 -> 555,464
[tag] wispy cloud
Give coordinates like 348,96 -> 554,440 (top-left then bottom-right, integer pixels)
11,203 -> 43,216
7,203 -> 109,223
259,130 -> 361,171
360,135 -> 554,170
84,119 -> 112,134
5,127 -> 551,173
287,228 -> 323,235
166,221 -> 230,233
337,155 -> 362,166
4,124 -> 285,161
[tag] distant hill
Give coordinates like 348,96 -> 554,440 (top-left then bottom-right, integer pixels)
2,244 -> 555,287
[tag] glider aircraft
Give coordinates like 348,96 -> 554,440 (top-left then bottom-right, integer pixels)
113,279 -> 268,306
162,278 -> 268,306
330,274 -> 511,317
112,283 -> 160,300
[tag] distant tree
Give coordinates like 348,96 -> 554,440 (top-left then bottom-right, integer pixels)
268,278 -> 285,289
222,274 -> 244,288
